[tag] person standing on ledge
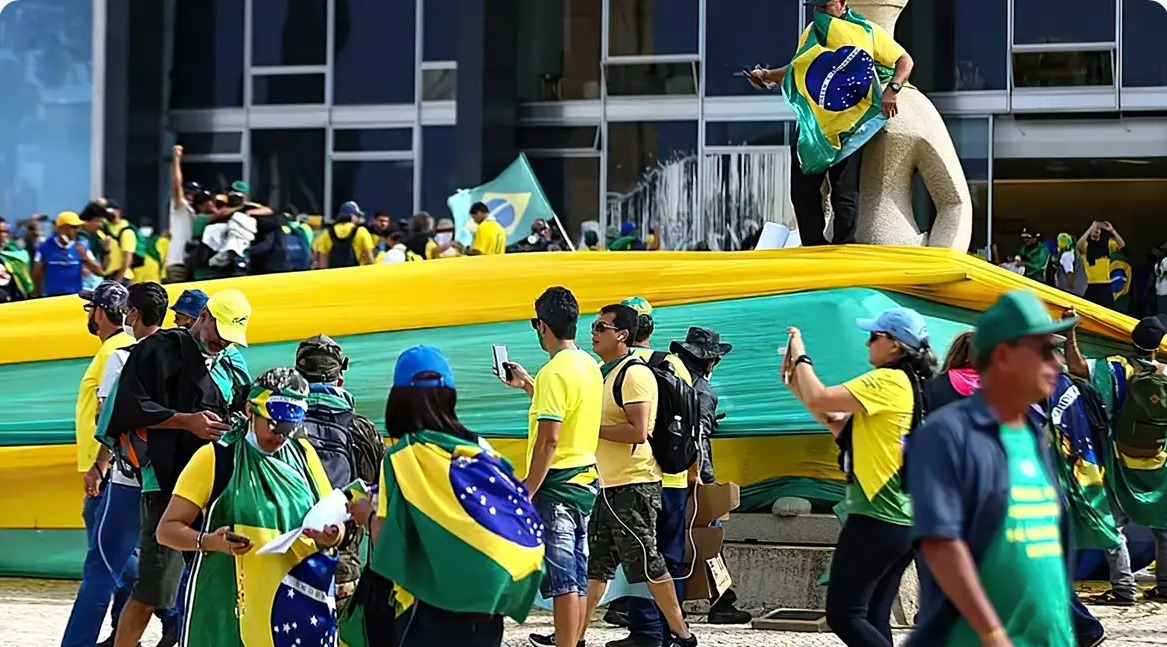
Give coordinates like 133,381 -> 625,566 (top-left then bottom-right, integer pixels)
744,0 -> 914,246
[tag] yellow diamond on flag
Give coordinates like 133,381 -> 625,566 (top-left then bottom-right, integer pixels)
481,192 -> 532,236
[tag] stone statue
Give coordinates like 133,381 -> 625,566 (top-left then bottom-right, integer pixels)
849,0 -> 973,251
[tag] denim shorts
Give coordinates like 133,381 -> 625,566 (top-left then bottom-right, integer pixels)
534,497 -> 589,598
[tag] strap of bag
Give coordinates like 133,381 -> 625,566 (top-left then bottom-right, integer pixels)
612,357 -> 647,409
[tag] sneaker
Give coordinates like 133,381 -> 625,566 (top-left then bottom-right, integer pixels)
1089,590 -> 1137,606
528,634 -> 585,647
707,602 -> 752,624
1083,627 -> 1106,647
665,633 -> 697,647
605,634 -> 662,647
1144,587 -> 1167,602
604,608 -> 631,627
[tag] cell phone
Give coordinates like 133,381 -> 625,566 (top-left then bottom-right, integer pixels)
491,345 -> 512,382
224,531 -> 250,545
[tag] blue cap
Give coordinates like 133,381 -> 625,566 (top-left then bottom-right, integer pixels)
338,201 -> 363,218
856,307 -> 929,351
171,288 -> 209,318
620,222 -> 636,235
393,345 -> 456,389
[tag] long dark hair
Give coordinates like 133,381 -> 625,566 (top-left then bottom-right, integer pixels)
883,340 -> 939,429
384,379 -> 476,443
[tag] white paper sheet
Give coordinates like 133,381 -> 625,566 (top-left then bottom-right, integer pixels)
255,489 -> 351,555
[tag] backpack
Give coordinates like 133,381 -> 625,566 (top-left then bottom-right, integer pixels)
267,224 -> 312,272
612,352 -> 700,474
1113,357 -> 1167,453
106,222 -> 153,268
302,406 -> 384,489
327,223 -> 360,268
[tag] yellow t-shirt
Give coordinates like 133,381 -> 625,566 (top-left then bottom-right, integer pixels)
526,348 -> 603,475
312,223 -> 376,266
104,222 -> 136,280
796,19 -> 905,69
630,347 -> 692,489
76,331 -> 135,471
597,355 -> 661,488
173,440 -> 333,511
134,238 -> 165,284
471,218 -> 507,255
842,368 -> 914,525
1078,238 -> 1119,285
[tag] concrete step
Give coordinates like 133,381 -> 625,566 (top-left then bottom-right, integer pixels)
721,542 -> 832,611
723,513 -> 841,546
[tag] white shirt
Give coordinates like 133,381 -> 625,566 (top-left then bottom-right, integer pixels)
1059,251 -> 1075,274
98,347 -> 141,488
380,244 -> 408,264
1156,258 -> 1167,296
165,199 -> 194,266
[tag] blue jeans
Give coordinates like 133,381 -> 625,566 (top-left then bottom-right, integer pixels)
624,486 -> 688,641
61,484 -> 143,647
1071,590 -> 1103,644
535,498 -> 589,598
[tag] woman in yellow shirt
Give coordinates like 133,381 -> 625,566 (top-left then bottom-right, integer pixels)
1076,221 -> 1125,309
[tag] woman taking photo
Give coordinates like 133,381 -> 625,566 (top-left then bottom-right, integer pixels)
347,345 -> 543,647
156,367 -> 344,647
783,307 -> 937,647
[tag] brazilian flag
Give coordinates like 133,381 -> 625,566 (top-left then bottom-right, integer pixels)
1110,251 -> 1133,314
372,429 -> 544,622
782,9 -> 899,175
0,248 -> 33,299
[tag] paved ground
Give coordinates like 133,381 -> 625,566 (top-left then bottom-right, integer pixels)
3,577 -> 1165,647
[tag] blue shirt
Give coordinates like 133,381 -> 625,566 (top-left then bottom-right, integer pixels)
905,392 -> 1071,646
35,236 -> 84,296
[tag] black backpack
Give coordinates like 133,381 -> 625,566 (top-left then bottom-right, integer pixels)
327,223 -> 359,268
613,352 -> 700,474
302,406 -> 383,489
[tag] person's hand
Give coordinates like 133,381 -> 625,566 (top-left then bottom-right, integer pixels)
303,524 -> 342,549
182,411 -> 231,440
173,144 -> 183,160
74,241 -> 89,256
500,361 -> 532,390
881,87 -> 899,118
83,462 -> 106,497
102,236 -> 112,251
207,526 -> 253,555
981,632 -> 1014,647
785,327 -> 806,358
347,497 -> 375,528
1102,221 -> 1114,232
743,68 -> 768,90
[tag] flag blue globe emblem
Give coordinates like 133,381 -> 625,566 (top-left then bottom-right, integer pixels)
486,198 -> 518,230
804,45 -> 876,112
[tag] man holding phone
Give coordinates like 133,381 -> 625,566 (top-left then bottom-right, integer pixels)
500,286 -> 603,647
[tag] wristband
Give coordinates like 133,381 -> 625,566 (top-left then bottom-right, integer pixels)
196,531 -> 206,552
794,355 -> 813,367
980,626 -> 1006,641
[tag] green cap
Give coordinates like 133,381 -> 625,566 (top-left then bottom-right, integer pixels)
231,180 -> 250,194
972,290 -> 1079,360
621,296 -> 653,318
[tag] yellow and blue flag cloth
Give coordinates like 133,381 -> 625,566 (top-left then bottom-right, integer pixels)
782,9 -> 902,175
372,429 -> 545,622
446,153 -> 558,248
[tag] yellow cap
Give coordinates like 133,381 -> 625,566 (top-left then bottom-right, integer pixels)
207,289 -> 252,347
56,211 -> 83,228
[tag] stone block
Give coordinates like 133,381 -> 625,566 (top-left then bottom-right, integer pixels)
721,543 -> 832,611
723,513 -> 841,546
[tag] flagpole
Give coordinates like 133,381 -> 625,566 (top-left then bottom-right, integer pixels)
551,213 -> 576,252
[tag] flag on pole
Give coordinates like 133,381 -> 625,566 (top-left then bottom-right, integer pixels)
446,153 -> 562,248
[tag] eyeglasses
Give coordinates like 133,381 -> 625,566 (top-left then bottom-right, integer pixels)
529,317 -> 540,330
1013,337 -> 1064,360
591,320 -> 619,333
867,331 -> 892,344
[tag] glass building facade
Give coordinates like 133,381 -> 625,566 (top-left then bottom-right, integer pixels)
63,0 -> 1167,252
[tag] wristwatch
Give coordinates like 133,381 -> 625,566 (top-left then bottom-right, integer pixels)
794,355 -> 814,367
888,82 -> 903,93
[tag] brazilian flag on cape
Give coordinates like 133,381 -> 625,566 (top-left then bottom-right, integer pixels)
0,248 -> 33,298
372,429 -> 545,622
782,9 -> 899,175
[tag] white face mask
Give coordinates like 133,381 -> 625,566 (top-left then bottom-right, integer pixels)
122,314 -> 135,340
140,226 -> 155,238
435,232 -> 453,245
246,427 -> 285,455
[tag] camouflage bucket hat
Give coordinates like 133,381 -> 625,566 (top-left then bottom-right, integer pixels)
295,334 -> 349,382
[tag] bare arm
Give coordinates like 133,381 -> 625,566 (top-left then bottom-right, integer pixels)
1064,315 -> 1089,380
525,420 -> 560,498
1108,224 -> 1126,251
157,495 -> 253,555
891,53 -> 914,85
1077,222 -> 1099,251
600,401 -> 653,444
789,362 -> 865,415
32,261 -> 43,296
920,538 -> 1007,642
171,145 -> 185,205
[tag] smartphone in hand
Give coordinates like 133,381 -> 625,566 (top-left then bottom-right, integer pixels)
491,345 -> 512,382
224,530 -> 251,546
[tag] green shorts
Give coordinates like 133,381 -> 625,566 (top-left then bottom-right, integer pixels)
132,491 -> 185,608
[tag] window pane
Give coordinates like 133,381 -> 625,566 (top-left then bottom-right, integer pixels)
334,0 -> 416,104
422,126 -> 457,222
0,0 -> 93,218
1012,51 -> 1114,87
179,163 -> 244,194
1122,0 -> 1167,87
608,0 -> 698,56
528,157 -> 600,241
421,68 -> 457,101
605,62 -> 697,96
705,122 -> 787,147
518,127 -> 600,150
606,121 -> 697,250
705,1 -> 798,96
333,129 -> 413,153
700,153 -> 791,250
897,0 -> 1007,92
250,129 -> 325,213
516,0 -> 602,101
332,161 -> 414,224
172,0 -> 244,108
252,0 -> 327,66
252,75 -> 326,104
176,133 -> 243,156
1014,0 -> 1115,45
424,0 -> 458,61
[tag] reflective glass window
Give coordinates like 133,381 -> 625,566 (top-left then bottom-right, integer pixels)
0,0 -> 93,218
179,163 -> 244,194
608,0 -> 698,56
1014,0 -> 1116,44
334,0 -> 416,104
700,152 -> 791,250
1123,0 -> 1167,87
1012,51 -> 1114,87
528,156 -> 600,242
333,161 -> 414,224
606,121 -> 697,250
422,126 -> 457,222
896,0 -> 1007,92
424,0 -> 458,61
250,129 -> 326,213
518,127 -> 601,150
176,133 -> 243,156
421,68 -> 457,101
517,0 -> 602,101
252,74 -> 326,104
252,0 -> 327,66
172,0 -> 244,108
705,1 -> 799,96
605,62 -> 698,96
705,122 -> 788,147
333,129 -> 414,153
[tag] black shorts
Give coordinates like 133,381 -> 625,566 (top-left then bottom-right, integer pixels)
587,482 -> 667,585
132,491 -> 185,608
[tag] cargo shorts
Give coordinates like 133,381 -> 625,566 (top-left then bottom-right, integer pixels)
587,482 -> 667,585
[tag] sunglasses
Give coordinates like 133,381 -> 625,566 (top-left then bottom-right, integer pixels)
867,331 -> 893,344
591,320 -> 619,333
1016,338 -> 1064,360
529,317 -> 540,330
